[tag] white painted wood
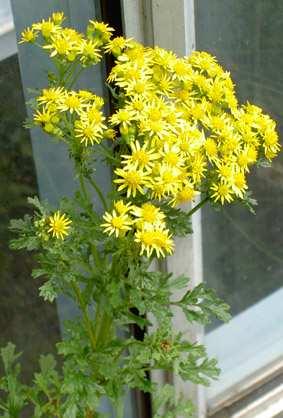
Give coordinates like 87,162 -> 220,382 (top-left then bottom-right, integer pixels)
232,382 -> 283,418
121,2 -> 206,416
121,0 -> 146,43
206,288 -> 283,408
0,26 -> 17,60
149,1 -> 205,416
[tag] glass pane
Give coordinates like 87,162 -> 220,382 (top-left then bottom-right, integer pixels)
3,1 -> 136,416
0,51 -> 60,382
0,0 -> 13,28
195,0 -> 283,403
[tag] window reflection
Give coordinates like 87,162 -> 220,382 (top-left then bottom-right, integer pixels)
195,0 -> 283,328
0,54 -> 61,382
196,0 -> 283,405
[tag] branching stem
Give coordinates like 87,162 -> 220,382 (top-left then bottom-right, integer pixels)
71,282 -> 97,351
86,175 -> 108,211
187,196 -> 209,217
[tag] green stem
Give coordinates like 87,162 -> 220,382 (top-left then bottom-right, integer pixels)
187,196 -> 209,217
71,282 -> 97,351
91,244 -> 102,269
93,301 -> 103,345
86,175 -> 108,211
59,62 -> 75,85
68,67 -> 85,89
62,61 -> 80,87
92,299 -> 113,349
116,397 -> 124,418
98,143 -> 120,164
79,175 -> 90,203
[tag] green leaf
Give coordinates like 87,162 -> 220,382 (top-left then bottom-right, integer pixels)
39,354 -> 57,375
177,283 -> 231,324
1,343 -> 21,374
153,384 -> 195,418
63,401 -> 78,418
161,204 -> 193,236
180,356 -> 220,386
168,274 -> 189,290
39,281 -> 58,302
27,196 -> 46,215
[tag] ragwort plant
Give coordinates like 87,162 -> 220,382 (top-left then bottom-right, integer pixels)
1,11 -> 280,418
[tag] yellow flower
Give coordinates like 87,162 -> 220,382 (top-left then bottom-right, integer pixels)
216,161 -> 234,183
101,210 -> 132,237
170,182 -> 199,206
43,30 -> 81,61
263,128 -> 280,155
204,138 -> 218,161
110,109 -> 136,128
114,200 -> 133,215
152,47 -> 176,69
149,182 -> 167,201
231,171 -> 248,198
210,182 -> 234,205
33,107 -> 56,127
74,119 -> 103,146
125,78 -> 154,97
32,18 -> 58,38
159,143 -> 183,168
114,166 -> 150,197
51,12 -> 65,24
77,39 -> 101,65
83,105 -> 105,124
135,226 -> 174,258
59,92 -> 83,114
131,203 -> 166,226
19,27 -> 37,44
104,36 -> 132,56
48,211 -> 72,239
237,151 -> 250,172
87,21 -> 114,44
78,91 -> 103,106
121,141 -> 159,170
188,154 -> 207,184
37,87 -> 65,107
170,58 -> 192,81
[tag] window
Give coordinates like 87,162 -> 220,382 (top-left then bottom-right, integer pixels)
3,1 -> 137,416
0,0 -> 61,398
195,1 -> 283,415
121,1 -> 283,416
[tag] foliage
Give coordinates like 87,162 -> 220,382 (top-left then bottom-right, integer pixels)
2,11 -> 280,417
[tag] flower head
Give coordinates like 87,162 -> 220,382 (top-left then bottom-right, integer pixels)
19,27 -> 37,44
135,226 -> 174,258
48,211 -> 72,239
101,210 -> 133,237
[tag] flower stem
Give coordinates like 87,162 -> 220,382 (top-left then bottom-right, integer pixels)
187,196 -> 209,217
68,67 -> 85,89
86,175 -> 108,211
71,282 -> 97,351
116,397 -> 124,418
79,175 -> 91,206
98,143 -> 120,164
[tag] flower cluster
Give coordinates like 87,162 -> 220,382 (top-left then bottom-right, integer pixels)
20,14 -> 280,257
102,200 -> 173,258
20,12 -> 113,66
108,46 -> 280,205
33,86 -> 108,144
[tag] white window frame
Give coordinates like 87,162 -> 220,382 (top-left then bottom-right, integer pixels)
122,2 -> 205,417
0,1 -> 17,61
121,2 -> 283,417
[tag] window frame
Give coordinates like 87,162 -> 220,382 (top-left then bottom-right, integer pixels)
121,2 -> 283,417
